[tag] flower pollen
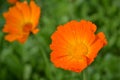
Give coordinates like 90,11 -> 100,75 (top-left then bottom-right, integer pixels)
69,42 -> 88,60
23,23 -> 32,32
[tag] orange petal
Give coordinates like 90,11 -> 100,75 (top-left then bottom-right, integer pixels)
32,28 -> 39,34
87,32 -> 107,64
80,20 -> 97,32
51,52 -> 88,72
5,34 -> 18,42
4,6 -> 23,24
30,1 -> 40,28
17,33 -> 29,43
16,1 -> 31,23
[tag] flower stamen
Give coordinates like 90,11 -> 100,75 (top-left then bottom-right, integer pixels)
23,23 -> 32,32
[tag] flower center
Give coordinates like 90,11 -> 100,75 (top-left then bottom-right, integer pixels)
23,23 -> 32,32
69,42 -> 88,59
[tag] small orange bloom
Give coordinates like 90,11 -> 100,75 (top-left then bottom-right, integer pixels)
7,0 -> 18,4
3,0 -> 41,43
50,20 -> 107,72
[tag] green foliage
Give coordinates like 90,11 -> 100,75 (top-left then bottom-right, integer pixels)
0,0 -> 120,80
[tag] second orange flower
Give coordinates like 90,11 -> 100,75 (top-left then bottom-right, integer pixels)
3,0 -> 41,43
50,20 -> 107,72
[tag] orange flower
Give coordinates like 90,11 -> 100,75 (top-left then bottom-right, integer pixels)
7,0 -> 19,4
50,20 -> 107,72
3,0 -> 40,43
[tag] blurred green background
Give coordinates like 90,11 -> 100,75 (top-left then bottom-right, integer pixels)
0,0 -> 120,80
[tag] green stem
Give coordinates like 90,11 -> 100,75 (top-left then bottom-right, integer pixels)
40,47 -> 53,80
34,35 -> 53,80
83,70 -> 87,80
